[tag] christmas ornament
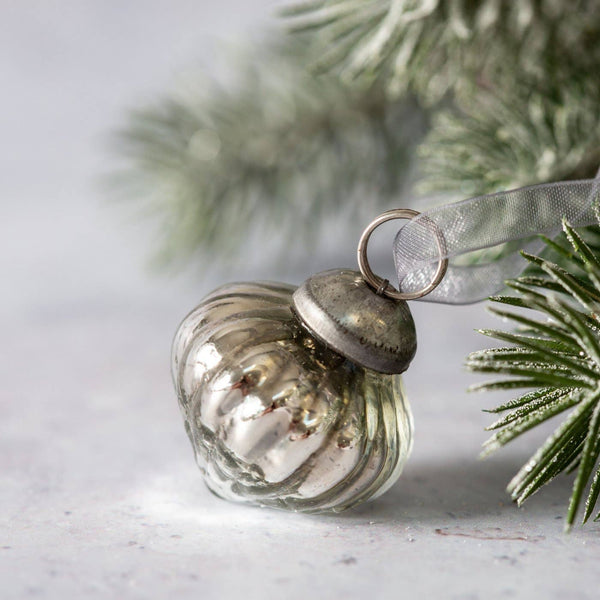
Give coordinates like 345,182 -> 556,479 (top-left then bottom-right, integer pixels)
171,178 -> 600,513
171,209 -> 447,512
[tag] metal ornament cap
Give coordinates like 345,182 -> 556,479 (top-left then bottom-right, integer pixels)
292,269 -> 417,374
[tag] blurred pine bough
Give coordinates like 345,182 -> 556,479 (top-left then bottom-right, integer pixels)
111,0 -> 600,263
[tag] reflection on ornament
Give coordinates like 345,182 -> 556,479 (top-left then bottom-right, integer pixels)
172,273 -> 415,513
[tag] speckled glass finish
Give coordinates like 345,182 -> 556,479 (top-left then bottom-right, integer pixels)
171,281 -> 413,513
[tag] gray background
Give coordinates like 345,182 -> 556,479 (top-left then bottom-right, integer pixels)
2,2 -> 599,598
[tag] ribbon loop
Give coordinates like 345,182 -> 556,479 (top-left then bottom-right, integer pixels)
394,175 -> 600,304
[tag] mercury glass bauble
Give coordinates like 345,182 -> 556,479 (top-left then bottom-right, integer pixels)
171,275 -> 414,513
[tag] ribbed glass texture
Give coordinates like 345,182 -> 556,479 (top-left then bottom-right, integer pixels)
171,281 -> 413,513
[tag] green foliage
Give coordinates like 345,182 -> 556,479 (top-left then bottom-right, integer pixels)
110,37 -> 424,263
419,77 -> 600,197
467,220 -> 600,529
284,0 -> 600,198
282,0 -> 600,103
112,1 -> 600,263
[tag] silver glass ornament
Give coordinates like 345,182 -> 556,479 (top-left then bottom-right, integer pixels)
171,209 -> 447,513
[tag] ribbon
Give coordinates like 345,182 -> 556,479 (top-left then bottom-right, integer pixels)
393,171 -> 600,304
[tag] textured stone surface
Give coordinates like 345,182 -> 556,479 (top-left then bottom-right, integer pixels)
2,2 -> 600,599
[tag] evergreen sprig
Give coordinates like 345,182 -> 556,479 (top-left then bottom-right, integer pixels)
283,0 -> 600,103
419,77 -> 600,197
467,220 -> 600,529
110,37 -> 424,263
112,1 -> 600,265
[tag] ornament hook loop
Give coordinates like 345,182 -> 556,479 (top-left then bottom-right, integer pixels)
357,208 -> 448,300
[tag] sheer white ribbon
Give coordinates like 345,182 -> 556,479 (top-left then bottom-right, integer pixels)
394,171 -> 600,304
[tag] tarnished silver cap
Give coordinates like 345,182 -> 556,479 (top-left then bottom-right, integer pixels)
292,269 -> 417,374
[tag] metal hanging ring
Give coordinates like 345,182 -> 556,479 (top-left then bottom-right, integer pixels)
357,208 -> 449,301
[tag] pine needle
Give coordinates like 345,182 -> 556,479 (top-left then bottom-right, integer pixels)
283,0 -> 600,106
468,220 -> 600,528
108,36 -> 424,265
110,3 -> 600,266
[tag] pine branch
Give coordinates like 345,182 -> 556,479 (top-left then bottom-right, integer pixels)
282,0 -> 600,104
284,1 -> 600,211
467,220 -> 600,529
109,36 -> 425,265
419,77 -> 600,197
110,3 -> 600,266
